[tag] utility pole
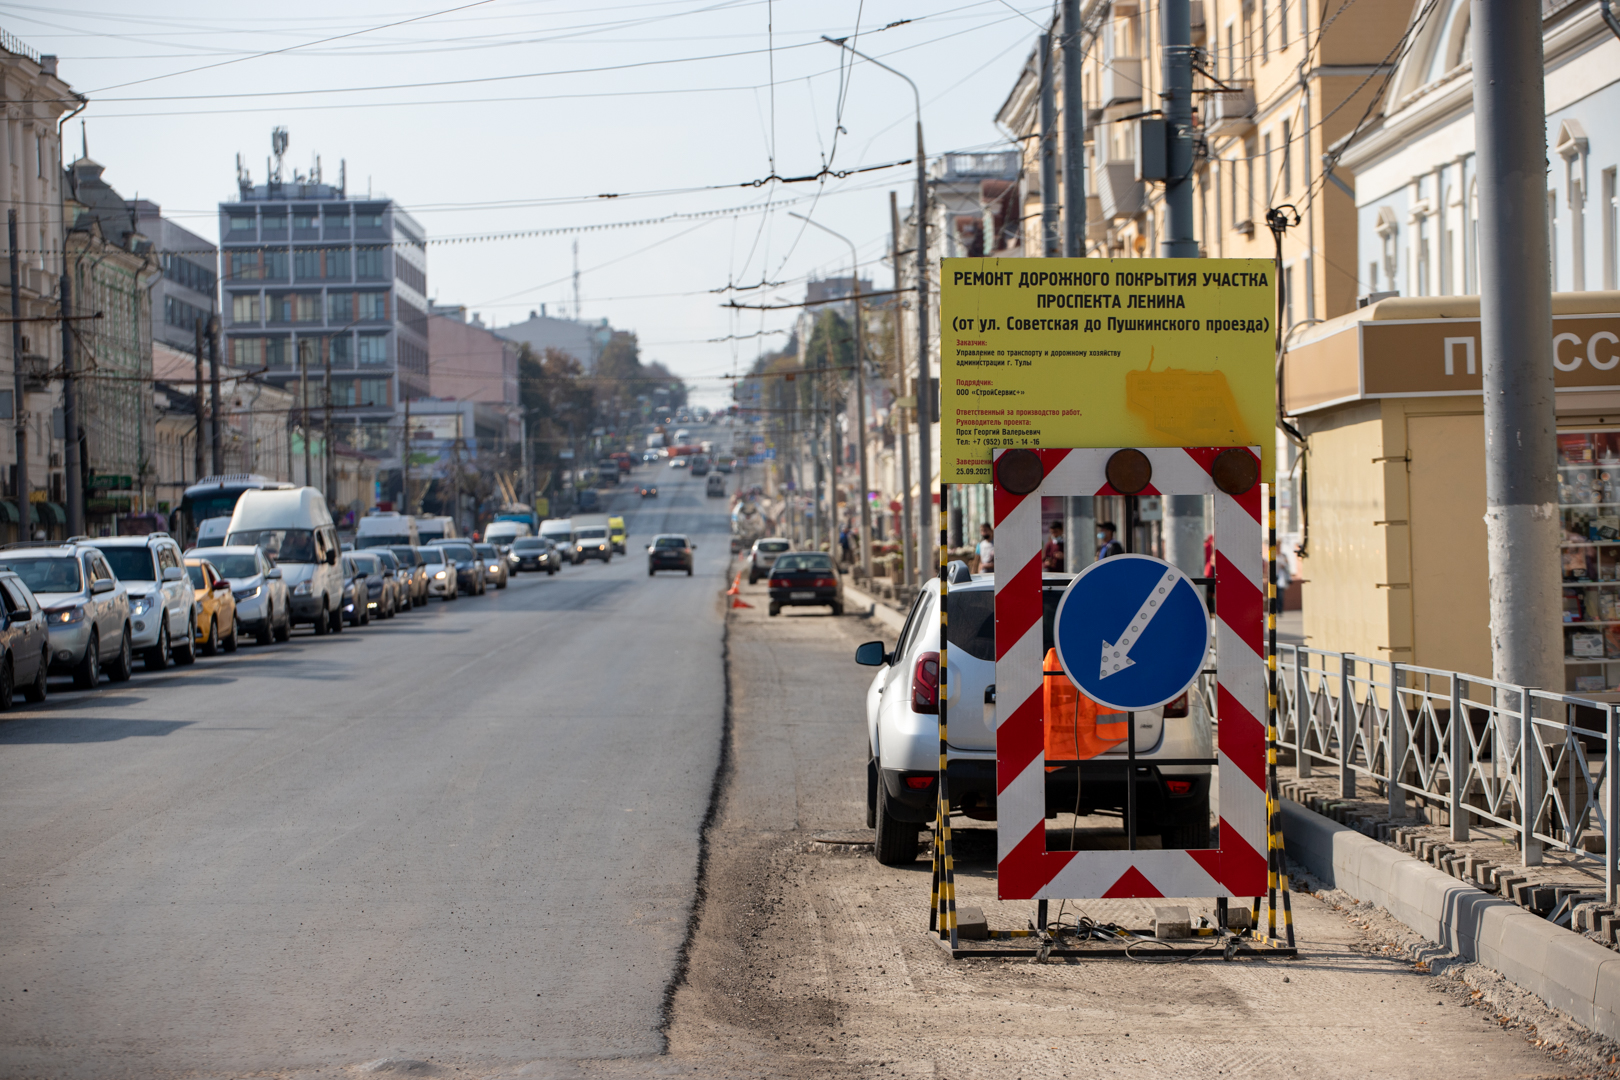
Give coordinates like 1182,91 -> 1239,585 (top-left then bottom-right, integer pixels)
9,211 -> 27,540
323,338 -> 334,506
193,318 -> 206,484
852,270 -> 871,579
1161,0 -> 1197,256
1061,0 -> 1087,257
402,394 -> 412,512
826,325 -> 840,555
300,340 -> 310,488
1039,32 -> 1060,257
890,193 -> 914,589
59,272 -> 82,537
208,315 -> 223,475
1474,0 -> 1561,717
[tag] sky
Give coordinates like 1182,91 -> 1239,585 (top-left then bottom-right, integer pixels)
22,0 -> 1049,408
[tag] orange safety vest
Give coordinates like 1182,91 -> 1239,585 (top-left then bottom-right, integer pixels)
1044,648 -> 1128,762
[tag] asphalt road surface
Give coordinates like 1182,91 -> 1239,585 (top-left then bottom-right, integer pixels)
0,450 -> 735,1078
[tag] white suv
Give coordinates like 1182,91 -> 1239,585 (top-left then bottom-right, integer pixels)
85,534 -> 197,669
855,568 -> 1214,865
746,537 -> 790,584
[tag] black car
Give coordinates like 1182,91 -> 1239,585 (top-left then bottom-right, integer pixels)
767,552 -> 843,616
647,534 -> 694,576
510,536 -> 558,574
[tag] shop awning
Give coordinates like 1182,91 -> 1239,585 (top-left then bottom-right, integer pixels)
32,502 -> 65,526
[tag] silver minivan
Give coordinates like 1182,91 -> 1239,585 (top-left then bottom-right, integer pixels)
225,487 -> 345,635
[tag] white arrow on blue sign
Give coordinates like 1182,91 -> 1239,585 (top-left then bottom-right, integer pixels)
1051,553 -> 1211,713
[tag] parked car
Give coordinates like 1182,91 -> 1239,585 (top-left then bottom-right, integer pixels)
429,540 -> 486,595
383,545 -> 430,607
349,550 -> 400,619
766,552 -> 843,617
0,570 -> 50,708
0,542 -> 134,689
339,554 -> 371,626
510,536 -> 559,574
225,487 -> 345,636
647,534 -> 694,576
474,543 -> 509,589
86,534 -> 197,669
746,538 -> 791,584
361,549 -> 409,617
184,557 -> 239,654
186,544 -> 290,645
853,571 -> 1214,865
417,544 -> 458,601
639,485 -> 658,498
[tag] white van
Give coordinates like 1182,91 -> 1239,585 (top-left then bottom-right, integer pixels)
539,518 -> 573,564
356,511 -> 419,548
483,520 -> 531,548
416,515 -> 457,546
225,487 -> 346,635
570,513 -> 611,564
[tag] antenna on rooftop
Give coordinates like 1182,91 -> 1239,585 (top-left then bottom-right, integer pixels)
572,239 -> 581,321
271,126 -> 289,183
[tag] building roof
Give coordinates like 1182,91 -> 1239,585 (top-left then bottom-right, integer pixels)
65,157 -> 146,252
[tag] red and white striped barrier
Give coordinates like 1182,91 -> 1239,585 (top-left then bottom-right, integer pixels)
993,447 -> 1267,900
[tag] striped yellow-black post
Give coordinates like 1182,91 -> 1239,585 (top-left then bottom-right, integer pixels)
936,481 -> 958,949
1267,489 -> 1297,947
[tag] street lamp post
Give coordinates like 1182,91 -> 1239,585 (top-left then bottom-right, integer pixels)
789,212 -> 872,580
823,36 -> 930,579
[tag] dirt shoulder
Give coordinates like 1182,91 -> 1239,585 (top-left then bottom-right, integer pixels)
656,574 -> 1590,1080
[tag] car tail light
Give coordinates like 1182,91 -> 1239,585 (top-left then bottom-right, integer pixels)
1165,779 -> 1194,795
905,775 -> 935,790
1163,692 -> 1189,718
912,651 -> 940,714
811,577 -> 837,588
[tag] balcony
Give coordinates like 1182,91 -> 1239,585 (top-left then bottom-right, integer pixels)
1096,161 -> 1144,221
1100,56 -> 1142,107
1203,81 -> 1256,137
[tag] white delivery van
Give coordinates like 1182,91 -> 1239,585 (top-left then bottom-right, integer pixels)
483,520 -> 531,547
539,518 -> 573,565
570,513 -> 612,564
355,511 -> 419,548
415,515 -> 458,545
225,487 -> 346,635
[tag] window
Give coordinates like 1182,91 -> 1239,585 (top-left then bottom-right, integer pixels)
357,334 -> 389,366
328,292 -> 354,322
294,248 -> 322,280
1244,137 -> 1257,224
229,250 -> 261,281
293,212 -> 317,230
357,378 -> 390,407
1550,189 -> 1560,290
356,248 -> 386,278
232,294 -> 261,324
358,291 -> 389,321
265,337 -> 288,367
268,294 -> 291,322
165,295 -> 208,330
1285,264 -> 1295,327
229,215 -> 255,233
327,212 -> 350,229
324,248 -> 349,279
395,258 -> 426,294
1279,0 -> 1288,45
163,254 -> 215,293
294,294 -> 322,322
1605,167 -> 1618,291
330,334 -> 352,367
1262,131 -> 1273,205
1281,120 -> 1292,196
232,337 -> 264,367
357,212 -> 384,229
261,212 -> 286,230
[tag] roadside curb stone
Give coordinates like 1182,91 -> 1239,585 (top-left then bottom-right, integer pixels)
1281,798 -> 1620,1041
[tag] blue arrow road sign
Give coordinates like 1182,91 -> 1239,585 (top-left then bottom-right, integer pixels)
1052,553 -> 1210,713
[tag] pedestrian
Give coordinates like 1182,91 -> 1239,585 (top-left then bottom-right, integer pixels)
1096,521 -> 1125,559
839,525 -> 853,565
1043,520 -> 1065,571
976,522 -> 995,573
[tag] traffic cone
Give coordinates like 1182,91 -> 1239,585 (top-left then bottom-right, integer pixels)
728,571 -> 753,608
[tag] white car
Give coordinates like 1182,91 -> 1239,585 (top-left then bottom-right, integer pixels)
854,567 -> 1214,866
746,537 -> 790,584
85,534 -> 197,669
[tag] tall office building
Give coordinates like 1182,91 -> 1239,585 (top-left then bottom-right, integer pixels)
218,130 -> 427,478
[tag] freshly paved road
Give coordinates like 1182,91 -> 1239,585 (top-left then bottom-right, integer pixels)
0,453 -> 733,1078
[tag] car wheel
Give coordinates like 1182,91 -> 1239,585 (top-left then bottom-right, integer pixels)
145,621 -> 171,670
768,601 -> 780,616
330,604 -> 344,633
274,609 -> 291,642
202,616 -> 220,656
174,617 -> 198,664
256,606 -> 274,646
1154,792 -> 1212,850
648,566 -> 656,577
108,628 -> 134,682
498,575 -> 507,590
748,570 -> 758,584
222,614 -> 238,653
73,631 -> 100,690
874,787 -> 921,866
23,646 -> 47,703
831,602 -> 844,617
866,754 -> 879,830
547,567 -> 556,576
313,602 -> 329,635
0,654 -> 15,712
359,602 -> 369,626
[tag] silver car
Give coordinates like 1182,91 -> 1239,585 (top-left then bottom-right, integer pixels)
187,545 -> 290,645
87,534 -> 197,669
0,543 -> 134,689
747,538 -> 791,584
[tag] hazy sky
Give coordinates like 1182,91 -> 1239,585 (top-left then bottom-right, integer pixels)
24,0 -> 1047,407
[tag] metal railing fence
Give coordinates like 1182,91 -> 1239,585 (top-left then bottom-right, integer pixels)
1246,646 -> 1620,904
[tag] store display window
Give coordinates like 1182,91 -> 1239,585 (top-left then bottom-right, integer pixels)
1559,430 -> 1620,691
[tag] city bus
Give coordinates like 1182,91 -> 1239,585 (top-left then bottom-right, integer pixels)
178,474 -> 295,547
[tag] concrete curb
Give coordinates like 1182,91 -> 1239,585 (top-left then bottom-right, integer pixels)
1281,799 -> 1620,1039
843,582 -> 906,633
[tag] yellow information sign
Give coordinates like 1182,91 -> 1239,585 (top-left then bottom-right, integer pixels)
939,257 -> 1276,482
